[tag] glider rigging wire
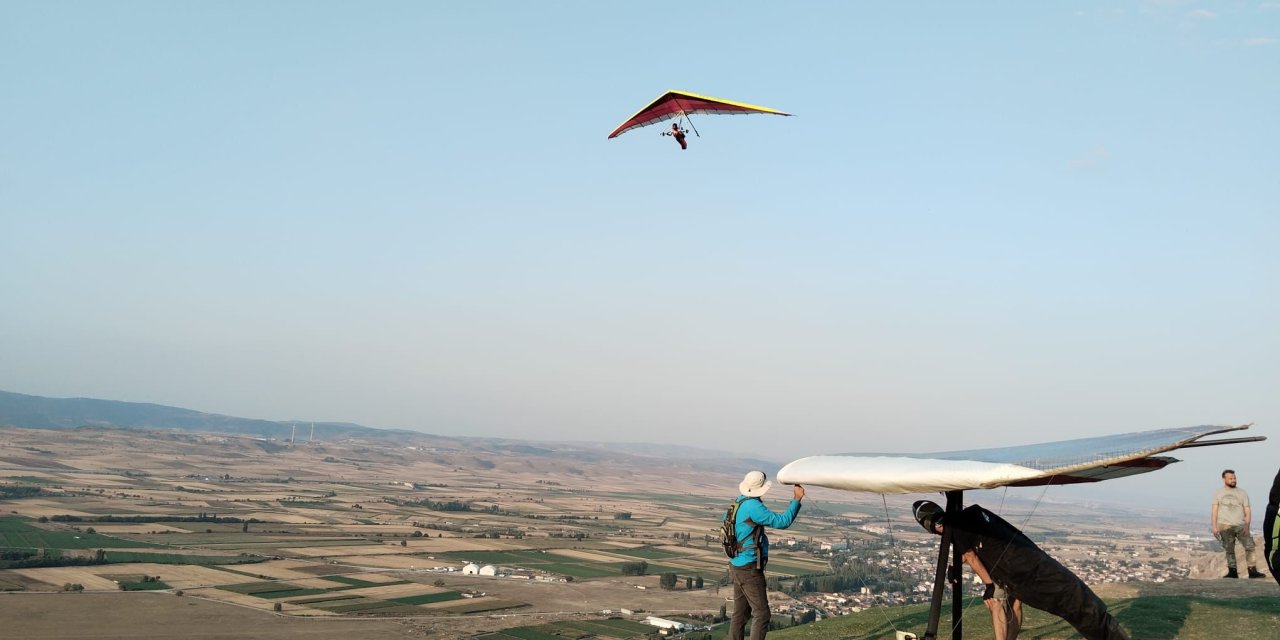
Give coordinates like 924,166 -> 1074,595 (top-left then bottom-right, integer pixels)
941,478 -> 1058,639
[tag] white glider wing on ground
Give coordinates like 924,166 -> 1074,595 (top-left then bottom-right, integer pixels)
777,424 -> 1260,494
777,423 -> 1263,640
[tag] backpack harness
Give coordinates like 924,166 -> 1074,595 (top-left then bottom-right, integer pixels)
720,496 -> 765,569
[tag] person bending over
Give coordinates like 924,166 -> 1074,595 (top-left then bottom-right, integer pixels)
914,501 -> 1128,640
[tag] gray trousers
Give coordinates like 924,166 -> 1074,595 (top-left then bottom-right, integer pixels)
729,564 -> 771,640
1219,525 -> 1256,568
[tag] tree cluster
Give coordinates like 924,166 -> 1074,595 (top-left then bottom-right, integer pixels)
0,485 -> 43,499
618,560 -> 649,576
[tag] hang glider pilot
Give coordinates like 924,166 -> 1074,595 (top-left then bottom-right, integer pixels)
661,122 -> 688,150
914,501 -> 1130,640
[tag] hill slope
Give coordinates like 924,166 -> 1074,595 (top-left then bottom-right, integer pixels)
0,389 -> 770,473
0,389 -> 404,440
770,580 -> 1280,640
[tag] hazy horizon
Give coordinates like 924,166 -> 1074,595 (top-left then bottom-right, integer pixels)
0,385 -> 1264,518
2,3 -> 1276,512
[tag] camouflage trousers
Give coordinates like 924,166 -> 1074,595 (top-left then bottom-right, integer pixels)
1219,525 -> 1256,569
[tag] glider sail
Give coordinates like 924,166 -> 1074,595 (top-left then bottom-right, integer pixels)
779,423 -> 1264,640
777,424 -> 1261,494
607,90 -> 791,139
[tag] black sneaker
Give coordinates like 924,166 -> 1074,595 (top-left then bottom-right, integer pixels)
1247,567 -> 1265,579
1224,568 -> 1238,578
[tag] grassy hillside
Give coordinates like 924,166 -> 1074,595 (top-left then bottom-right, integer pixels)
770,583 -> 1280,640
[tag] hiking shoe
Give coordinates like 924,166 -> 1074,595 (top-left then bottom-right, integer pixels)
1223,568 -> 1238,578
1247,567 -> 1265,579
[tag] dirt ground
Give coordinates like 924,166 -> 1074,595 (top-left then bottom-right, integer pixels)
1094,575 -> 1280,600
0,576 -> 732,639
0,592 -> 426,639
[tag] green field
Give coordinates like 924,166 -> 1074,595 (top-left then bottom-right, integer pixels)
131,532 -> 378,548
537,562 -> 616,578
579,619 -> 655,633
288,594 -> 364,605
499,628 -> 570,640
387,590 -> 463,605
118,579 -> 172,591
219,581 -> 314,596
610,546 -> 687,559
0,517 -> 161,549
254,587 -> 330,599
481,617 -> 655,640
432,598 -> 527,614
217,577 -> 456,608
320,573 -> 409,586
763,562 -> 822,577
195,538 -> 377,549
206,565 -> 277,579
438,550 -> 553,565
434,549 -> 656,580
101,551 -> 262,565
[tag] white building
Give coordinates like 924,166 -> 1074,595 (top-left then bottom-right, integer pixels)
644,616 -> 693,632
479,564 -> 498,576
462,563 -> 480,575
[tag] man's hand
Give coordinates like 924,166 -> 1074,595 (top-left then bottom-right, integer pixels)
982,584 -> 996,601
792,484 -> 805,501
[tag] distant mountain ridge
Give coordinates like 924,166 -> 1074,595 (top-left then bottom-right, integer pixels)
0,389 -> 407,441
0,390 -> 775,473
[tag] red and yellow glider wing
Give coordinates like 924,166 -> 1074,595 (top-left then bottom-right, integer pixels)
607,90 -> 791,139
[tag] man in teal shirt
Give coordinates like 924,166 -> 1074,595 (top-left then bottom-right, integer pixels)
728,470 -> 804,640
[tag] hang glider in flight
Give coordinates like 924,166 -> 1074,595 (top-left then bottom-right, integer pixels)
606,90 -> 791,146
776,424 -> 1264,640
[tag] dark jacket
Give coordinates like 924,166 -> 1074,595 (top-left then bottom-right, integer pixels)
943,505 -> 1128,640
1265,468 -> 1280,587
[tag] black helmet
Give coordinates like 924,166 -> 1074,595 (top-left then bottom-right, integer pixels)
913,500 -> 943,533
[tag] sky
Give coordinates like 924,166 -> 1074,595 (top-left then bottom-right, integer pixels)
2,2 -> 1277,511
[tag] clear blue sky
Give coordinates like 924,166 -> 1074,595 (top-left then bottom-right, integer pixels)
2,2 -> 1276,509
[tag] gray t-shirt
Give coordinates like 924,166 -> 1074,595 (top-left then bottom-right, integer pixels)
1214,486 -> 1250,527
